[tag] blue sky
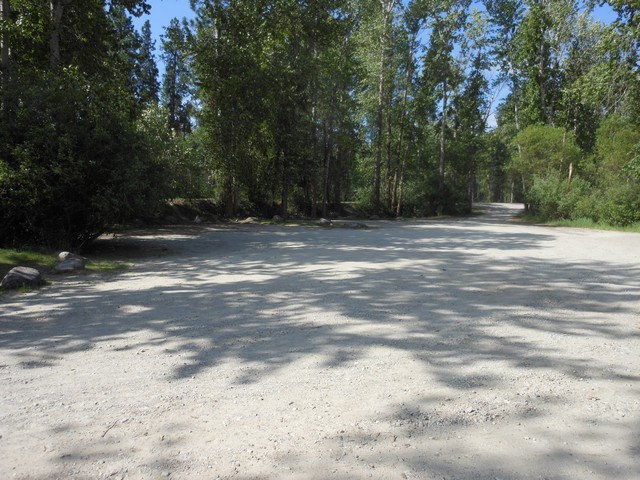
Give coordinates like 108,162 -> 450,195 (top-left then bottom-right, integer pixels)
132,0 -> 195,37
131,0 -> 195,66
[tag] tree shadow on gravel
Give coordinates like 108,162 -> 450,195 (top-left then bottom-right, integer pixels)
2,204 -> 639,479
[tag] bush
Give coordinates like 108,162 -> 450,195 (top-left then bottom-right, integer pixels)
573,191 -> 602,222
557,177 -> 592,220
0,70 -> 169,249
527,176 -> 564,219
527,175 -> 594,221
599,184 -> 640,226
511,125 -> 581,191
591,116 -> 640,226
595,116 -> 640,186
138,106 -> 212,200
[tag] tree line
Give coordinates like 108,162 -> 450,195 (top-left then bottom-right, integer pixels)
1,0 -> 638,248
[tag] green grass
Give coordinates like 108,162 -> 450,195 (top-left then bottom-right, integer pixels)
523,215 -> 640,233
0,248 -> 131,278
85,260 -> 131,272
0,249 -> 57,278
546,217 -> 640,233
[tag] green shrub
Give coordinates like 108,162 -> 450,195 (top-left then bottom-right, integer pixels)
511,126 -> 581,192
599,184 -> 640,226
527,176 -> 564,219
0,70 -> 169,249
558,177 -> 592,220
573,191 -> 602,222
527,175 -> 594,221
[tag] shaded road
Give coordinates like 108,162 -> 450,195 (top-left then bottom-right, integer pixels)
1,203 -> 639,479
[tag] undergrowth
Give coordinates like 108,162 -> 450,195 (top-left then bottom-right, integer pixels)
522,215 -> 640,233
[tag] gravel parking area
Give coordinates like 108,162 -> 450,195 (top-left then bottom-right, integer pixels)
1,203 -> 639,479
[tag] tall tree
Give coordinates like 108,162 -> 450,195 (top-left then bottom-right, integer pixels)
161,18 -> 193,134
109,5 -> 142,109
191,1 -> 267,215
516,0 -> 555,126
419,0 -> 468,209
0,0 -> 169,249
453,7 -> 491,211
355,0 -> 402,213
137,20 -> 159,107
606,0 -> 640,119
45,1 -> 150,72
485,0 -> 525,132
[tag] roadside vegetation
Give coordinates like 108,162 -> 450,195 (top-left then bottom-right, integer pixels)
0,248 -> 130,279
1,1 -> 638,252
0,249 -> 57,278
522,216 -> 640,233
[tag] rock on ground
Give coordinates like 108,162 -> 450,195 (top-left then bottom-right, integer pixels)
1,266 -> 43,290
54,252 -> 86,273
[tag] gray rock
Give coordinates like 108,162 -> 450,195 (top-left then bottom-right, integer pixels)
1,266 -> 44,290
319,218 -> 332,225
272,215 -> 284,222
58,251 -> 86,262
54,260 -> 85,273
54,252 -> 86,273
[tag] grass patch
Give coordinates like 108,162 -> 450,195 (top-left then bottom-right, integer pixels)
547,218 -> 640,232
86,260 -> 132,272
0,248 -> 131,278
0,248 -> 57,278
522,215 -> 640,232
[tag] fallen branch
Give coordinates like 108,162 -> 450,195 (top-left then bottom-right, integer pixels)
101,419 -> 120,438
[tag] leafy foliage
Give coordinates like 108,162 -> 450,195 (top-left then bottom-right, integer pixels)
0,1 -> 168,249
0,70 -> 168,248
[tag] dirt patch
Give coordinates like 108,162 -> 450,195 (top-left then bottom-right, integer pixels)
1,204 -> 639,479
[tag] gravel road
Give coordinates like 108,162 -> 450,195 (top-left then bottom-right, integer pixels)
1,203 -> 639,479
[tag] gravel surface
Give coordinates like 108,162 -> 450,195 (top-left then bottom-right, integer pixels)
1,203 -> 639,480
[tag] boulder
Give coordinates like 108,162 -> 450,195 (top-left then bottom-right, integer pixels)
319,218 -> 332,225
1,266 -> 44,290
54,252 -> 86,273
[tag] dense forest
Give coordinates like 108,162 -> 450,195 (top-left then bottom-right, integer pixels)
0,0 -> 638,248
